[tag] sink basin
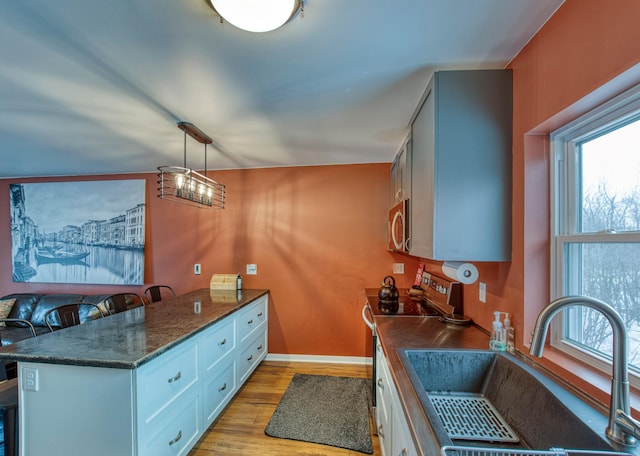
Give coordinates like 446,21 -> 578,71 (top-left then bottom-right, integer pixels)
398,349 -> 636,455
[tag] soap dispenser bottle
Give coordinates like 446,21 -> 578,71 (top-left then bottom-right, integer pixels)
504,313 -> 515,354
489,311 -> 506,351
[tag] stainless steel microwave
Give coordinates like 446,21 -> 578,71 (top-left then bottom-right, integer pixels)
388,200 -> 409,253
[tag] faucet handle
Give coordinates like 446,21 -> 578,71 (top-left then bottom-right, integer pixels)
615,409 -> 640,445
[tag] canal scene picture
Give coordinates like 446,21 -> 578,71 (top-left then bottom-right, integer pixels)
10,180 -> 146,285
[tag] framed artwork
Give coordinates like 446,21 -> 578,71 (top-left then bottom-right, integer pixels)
10,180 -> 146,285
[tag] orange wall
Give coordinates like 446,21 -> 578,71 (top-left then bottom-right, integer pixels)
0,164 -> 419,357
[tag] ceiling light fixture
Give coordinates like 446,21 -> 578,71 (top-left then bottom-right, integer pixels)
208,0 -> 303,33
157,122 -> 225,209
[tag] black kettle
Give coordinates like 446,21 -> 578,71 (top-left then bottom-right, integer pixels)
378,276 -> 399,313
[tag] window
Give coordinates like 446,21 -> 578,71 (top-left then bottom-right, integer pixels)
551,84 -> 640,383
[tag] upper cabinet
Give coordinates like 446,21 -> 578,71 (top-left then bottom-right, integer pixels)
390,137 -> 411,205
408,70 -> 512,261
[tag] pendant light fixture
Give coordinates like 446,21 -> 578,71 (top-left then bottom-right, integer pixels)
208,0 -> 303,33
157,122 -> 225,209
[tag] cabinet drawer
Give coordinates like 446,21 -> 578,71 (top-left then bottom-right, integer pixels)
236,296 -> 267,343
203,358 -> 237,426
238,329 -> 267,384
139,390 -> 201,456
137,340 -> 199,424
200,317 -> 236,373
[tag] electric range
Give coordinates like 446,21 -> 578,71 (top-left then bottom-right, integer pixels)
366,292 -> 441,317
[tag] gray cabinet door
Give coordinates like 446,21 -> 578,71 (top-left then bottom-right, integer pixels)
409,70 -> 512,261
390,137 -> 412,205
409,80 -> 435,258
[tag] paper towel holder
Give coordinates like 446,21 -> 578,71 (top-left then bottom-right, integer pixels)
441,261 -> 479,285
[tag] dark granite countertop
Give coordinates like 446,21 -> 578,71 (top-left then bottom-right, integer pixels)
0,288 -> 269,370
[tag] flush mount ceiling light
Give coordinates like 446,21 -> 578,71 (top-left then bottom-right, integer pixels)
157,122 -> 225,209
208,0 -> 303,33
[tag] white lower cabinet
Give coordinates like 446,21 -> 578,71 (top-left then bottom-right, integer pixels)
136,338 -> 201,456
238,327 -> 268,384
18,295 -> 268,456
137,339 -> 199,426
376,343 -> 393,456
376,343 -> 417,456
139,388 -> 201,456
202,356 -> 237,427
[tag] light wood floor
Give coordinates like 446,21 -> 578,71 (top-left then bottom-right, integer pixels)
189,360 -> 382,456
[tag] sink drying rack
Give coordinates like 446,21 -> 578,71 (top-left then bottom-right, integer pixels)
441,446 -> 632,456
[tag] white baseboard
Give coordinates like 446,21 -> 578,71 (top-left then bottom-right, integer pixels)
265,353 -> 372,365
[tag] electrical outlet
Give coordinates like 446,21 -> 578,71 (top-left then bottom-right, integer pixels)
479,282 -> 487,303
392,263 -> 404,274
246,264 -> 257,275
194,264 -> 201,275
23,367 -> 39,391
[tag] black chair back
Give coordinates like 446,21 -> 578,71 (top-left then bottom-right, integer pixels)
144,285 -> 176,303
105,293 -> 145,314
44,302 -> 106,332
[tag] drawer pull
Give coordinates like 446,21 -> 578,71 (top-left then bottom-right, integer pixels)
377,378 -> 384,389
257,312 -> 263,317
247,354 -> 253,362
218,338 -> 227,346
168,371 -> 182,383
168,430 -> 182,446
257,344 -> 263,351
247,319 -> 253,325
218,382 -> 227,392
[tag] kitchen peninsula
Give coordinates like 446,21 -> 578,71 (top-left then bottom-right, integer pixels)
0,288 -> 269,456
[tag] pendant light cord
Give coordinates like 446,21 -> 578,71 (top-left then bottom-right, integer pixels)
183,130 -> 187,168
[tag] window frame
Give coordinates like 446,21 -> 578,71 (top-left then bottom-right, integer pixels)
550,82 -> 640,386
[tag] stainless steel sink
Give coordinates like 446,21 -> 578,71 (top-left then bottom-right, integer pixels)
397,349 -> 637,455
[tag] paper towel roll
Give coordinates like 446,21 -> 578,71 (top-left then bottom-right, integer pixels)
441,261 -> 479,284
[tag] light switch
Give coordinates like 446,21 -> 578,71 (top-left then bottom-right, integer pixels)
194,264 -> 201,275
246,264 -> 257,275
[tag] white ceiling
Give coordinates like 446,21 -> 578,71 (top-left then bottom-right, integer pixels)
0,0 -> 564,178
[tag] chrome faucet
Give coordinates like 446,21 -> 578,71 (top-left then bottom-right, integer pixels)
529,295 -> 640,446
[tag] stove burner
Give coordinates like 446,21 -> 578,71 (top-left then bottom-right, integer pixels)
378,300 -> 399,314
372,295 -> 441,317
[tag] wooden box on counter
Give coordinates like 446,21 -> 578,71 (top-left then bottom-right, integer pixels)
210,274 -> 240,290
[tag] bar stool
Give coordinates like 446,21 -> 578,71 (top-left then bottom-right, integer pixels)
0,377 -> 18,456
144,285 -> 176,304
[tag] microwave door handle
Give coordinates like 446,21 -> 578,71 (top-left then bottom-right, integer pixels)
361,304 -> 375,331
391,211 -> 405,250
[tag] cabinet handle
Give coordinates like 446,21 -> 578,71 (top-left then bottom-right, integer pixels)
218,382 -> 227,392
377,378 -> 384,389
399,449 -> 408,456
168,371 -> 182,383
168,430 -> 182,446
247,319 -> 253,325
257,312 -> 263,317
247,354 -> 253,362
257,344 -> 263,351
218,338 -> 227,346
378,425 -> 385,438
